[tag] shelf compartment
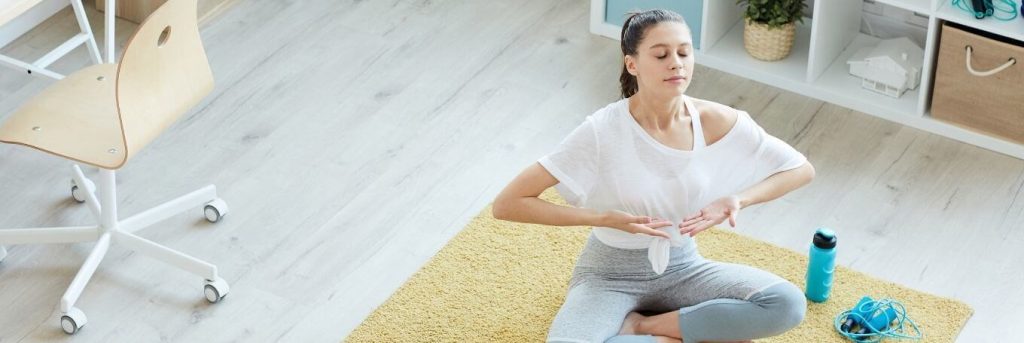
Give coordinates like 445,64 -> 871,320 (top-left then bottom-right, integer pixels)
701,17 -> 812,84
810,33 -> 921,118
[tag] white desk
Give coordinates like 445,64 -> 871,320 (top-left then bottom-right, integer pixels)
0,0 -> 48,27
103,0 -> 113,62
0,0 -> 101,78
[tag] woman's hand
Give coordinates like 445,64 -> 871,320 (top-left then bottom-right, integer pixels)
679,195 -> 741,237
601,210 -> 674,239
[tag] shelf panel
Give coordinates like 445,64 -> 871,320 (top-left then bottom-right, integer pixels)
936,0 -> 1024,42
874,0 -> 933,15
811,33 -> 920,118
702,18 -> 811,83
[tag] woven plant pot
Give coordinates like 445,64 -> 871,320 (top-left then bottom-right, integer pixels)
743,18 -> 796,61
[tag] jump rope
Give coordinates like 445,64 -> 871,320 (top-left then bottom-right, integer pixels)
952,0 -> 1019,20
833,296 -> 923,342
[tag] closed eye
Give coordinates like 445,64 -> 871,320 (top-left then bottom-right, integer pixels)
656,52 -> 689,59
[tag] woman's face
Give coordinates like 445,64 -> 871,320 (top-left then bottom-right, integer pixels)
625,22 -> 695,97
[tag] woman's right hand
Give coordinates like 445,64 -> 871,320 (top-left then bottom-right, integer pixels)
600,210 -> 673,239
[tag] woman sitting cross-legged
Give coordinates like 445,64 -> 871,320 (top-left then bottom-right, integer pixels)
492,9 -> 816,343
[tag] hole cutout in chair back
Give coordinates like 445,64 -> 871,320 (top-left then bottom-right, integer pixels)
158,26 -> 171,47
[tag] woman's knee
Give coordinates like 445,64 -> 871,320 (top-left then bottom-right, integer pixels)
753,282 -> 806,333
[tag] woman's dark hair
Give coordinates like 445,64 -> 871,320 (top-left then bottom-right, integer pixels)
619,9 -> 687,98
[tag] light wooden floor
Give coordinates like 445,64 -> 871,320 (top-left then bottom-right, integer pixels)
1,1 -> 1021,342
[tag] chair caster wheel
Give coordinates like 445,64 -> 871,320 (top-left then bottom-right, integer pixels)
204,278 -> 230,303
70,178 -> 94,203
203,198 -> 229,223
60,307 -> 87,335
71,186 -> 86,203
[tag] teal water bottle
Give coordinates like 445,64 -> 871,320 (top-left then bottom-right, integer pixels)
805,228 -> 837,303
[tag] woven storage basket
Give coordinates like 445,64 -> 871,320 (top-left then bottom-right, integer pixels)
743,18 -> 796,61
931,22 -> 1024,144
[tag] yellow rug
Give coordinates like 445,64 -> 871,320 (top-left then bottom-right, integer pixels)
346,189 -> 972,342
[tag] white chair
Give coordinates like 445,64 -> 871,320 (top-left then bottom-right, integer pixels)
0,0 -> 229,334
0,0 -> 102,78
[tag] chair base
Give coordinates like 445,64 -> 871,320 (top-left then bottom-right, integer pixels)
0,166 -> 229,335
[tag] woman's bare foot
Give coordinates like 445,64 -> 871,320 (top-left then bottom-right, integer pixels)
618,312 -> 646,335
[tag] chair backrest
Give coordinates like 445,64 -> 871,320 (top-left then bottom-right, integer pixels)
115,0 -> 213,161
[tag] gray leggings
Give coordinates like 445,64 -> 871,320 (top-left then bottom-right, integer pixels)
547,235 -> 806,343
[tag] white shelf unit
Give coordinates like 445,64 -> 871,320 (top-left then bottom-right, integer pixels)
590,0 -> 1024,159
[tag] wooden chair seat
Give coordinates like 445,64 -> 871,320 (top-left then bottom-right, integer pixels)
0,63 -> 127,168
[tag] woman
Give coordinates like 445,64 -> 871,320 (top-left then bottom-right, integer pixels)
492,9 -> 815,343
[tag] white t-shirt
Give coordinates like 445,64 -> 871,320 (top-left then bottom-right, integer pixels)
538,96 -> 807,274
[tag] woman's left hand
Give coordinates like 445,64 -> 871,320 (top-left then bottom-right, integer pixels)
679,195 -> 741,236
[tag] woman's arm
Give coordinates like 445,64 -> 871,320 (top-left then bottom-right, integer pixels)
736,162 -> 815,209
679,162 -> 815,236
492,163 -> 601,226
492,163 -> 672,238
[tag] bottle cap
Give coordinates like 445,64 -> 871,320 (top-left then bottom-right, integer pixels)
813,228 -> 837,249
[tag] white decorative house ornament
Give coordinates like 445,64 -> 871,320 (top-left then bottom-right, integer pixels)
847,37 -> 924,98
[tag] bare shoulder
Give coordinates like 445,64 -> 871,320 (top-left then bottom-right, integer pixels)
690,97 -> 739,144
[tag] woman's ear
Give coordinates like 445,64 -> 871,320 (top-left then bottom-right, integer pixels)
624,55 -> 638,76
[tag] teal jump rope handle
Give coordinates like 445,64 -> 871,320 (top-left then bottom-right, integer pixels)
865,306 -> 899,333
853,306 -> 900,335
805,228 -> 836,303
971,0 -> 989,18
840,296 -> 875,332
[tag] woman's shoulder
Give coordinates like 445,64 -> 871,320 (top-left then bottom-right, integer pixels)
690,97 -> 742,144
587,98 -> 629,125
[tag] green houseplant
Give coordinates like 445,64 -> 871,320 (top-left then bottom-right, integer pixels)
737,0 -> 808,61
